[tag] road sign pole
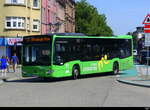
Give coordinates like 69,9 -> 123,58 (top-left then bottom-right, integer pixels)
143,14 -> 150,78
145,33 -> 150,78
146,46 -> 149,77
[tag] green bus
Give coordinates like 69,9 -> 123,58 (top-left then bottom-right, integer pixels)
22,33 -> 133,79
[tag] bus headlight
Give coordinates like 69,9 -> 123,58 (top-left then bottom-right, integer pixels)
46,70 -> 54,75
22,71 -> 27,74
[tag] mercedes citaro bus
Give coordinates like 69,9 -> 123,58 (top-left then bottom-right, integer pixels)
22,33 -> 133,80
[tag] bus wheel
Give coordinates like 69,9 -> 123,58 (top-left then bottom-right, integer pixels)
72,66 -> 80,80
113,62 -> 119,75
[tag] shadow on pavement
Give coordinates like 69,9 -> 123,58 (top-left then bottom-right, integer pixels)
119,72 -> 129,75
5,72 -> 115,83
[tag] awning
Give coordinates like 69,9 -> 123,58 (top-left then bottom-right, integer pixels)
5,38 -> 23,46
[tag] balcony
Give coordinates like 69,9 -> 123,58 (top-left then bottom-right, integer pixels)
56,0 -> 66,7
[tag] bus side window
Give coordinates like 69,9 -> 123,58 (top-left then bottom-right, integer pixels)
119,49 -> 125,58
92,44 -> 100,60
56,44 -> 61,52
118,39 -> 132,59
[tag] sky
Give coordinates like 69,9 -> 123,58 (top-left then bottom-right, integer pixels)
76,0 -> 150,35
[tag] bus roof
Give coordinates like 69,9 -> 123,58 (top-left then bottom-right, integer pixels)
24,33 -> 132,39
85,35 -> 132,39
45,33 -> 86,36
54,34 -> 132,39
46,33 -> 132,39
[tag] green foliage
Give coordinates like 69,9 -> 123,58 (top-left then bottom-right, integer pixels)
75,0 -> 113,36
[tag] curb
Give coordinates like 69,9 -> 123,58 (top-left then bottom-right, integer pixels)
5,77 -> 22,82
0,77 -> 22,84
117,78 -> 150,87
0,80 -> 4,84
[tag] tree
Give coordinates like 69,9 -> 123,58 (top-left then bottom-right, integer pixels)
75,0 -> 113,36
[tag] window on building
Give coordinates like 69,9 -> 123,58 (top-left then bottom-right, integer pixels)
27,18 -> 30,30
27,0 -> 31,7
33,0 -> 39,8
33,20 -> 40,31
12,0 -> 17,4
6,0 -> 25,5
6,17 -> 11,27
5,17 -> 25,29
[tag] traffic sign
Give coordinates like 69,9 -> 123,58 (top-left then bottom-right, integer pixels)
143,14 -> 150,77
143,14 -> 150,24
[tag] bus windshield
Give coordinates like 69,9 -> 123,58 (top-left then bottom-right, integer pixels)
23,43 -> 51,66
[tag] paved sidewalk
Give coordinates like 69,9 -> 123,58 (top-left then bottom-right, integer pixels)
0,65 -> 22,83
117,65 -> 150,87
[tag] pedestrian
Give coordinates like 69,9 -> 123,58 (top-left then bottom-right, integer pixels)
0,56 -> 7,77
11,53 -> 19,73
6,56 -> 10,73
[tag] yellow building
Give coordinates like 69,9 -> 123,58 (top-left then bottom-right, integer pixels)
0,0 -> 41,37
0,0 -> 41,62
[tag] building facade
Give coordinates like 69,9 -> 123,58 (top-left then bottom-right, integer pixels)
41,0 -> 75,34
56,0 -> 65,33
0,0 -> 41,61
65,0 -> 75,33
0,0 -> 41,37
41,0 -> 57,34
0,0 -> 75,61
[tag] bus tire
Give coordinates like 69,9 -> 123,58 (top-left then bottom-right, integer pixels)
112,62 -> 119,75
72,66 -> 80,80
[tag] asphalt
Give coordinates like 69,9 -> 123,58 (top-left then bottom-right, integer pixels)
0,65 -> 22,83
117,64 -> 150,87
1,64 -> 150,87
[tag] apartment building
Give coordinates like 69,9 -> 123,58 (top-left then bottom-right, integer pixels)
0,0 -> 41,61
65,0 -> 75,33
41,0 -> 57,34
0,0 -> 41,37
0,0 -> 75,60
56,0 -> 65,33
41,0 -> 75,34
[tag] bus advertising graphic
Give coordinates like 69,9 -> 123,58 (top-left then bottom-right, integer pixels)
98,55 -> 110,71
